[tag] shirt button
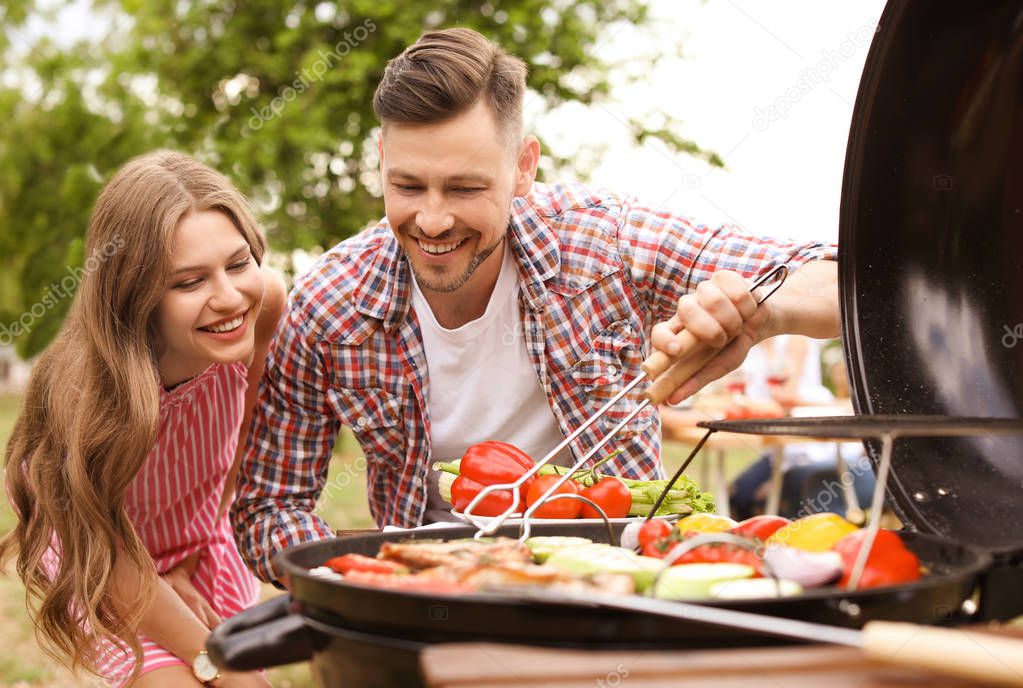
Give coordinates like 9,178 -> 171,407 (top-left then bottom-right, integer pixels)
412,476 -> 424,488
357,417 -> 368,428
607,365 -> 619,377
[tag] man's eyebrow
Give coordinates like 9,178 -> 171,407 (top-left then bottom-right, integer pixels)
171,244 -> 249,275
387,169 -> 493,185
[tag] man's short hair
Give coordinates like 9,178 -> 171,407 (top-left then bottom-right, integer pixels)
373,28 -> 527,141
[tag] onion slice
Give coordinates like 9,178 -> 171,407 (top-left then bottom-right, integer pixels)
763,546 -> 843,588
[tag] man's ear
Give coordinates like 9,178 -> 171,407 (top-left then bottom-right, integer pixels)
513,135 -> 541,196
377,132 -> 384,166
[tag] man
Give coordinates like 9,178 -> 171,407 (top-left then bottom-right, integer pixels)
232,28 -> 839,585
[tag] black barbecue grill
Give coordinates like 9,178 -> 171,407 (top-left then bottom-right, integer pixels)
208,1 -> 1023,685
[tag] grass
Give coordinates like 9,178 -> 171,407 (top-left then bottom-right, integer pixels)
0,393 -> 755,686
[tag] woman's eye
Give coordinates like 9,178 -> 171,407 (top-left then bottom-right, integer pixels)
173,279 -> 202,290
228,259 -> 251,271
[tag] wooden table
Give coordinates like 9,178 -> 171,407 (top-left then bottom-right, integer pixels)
421,633 -> 1021,687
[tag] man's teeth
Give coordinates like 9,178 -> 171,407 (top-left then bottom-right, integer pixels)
418,238 -> 464,255
201,315 -> 243,333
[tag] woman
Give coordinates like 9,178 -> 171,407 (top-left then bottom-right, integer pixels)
1,151 -> 285,687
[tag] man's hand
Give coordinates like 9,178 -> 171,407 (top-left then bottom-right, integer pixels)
162,552 -> 222,629
650,270 -> 764,405
649,261 -> 839,405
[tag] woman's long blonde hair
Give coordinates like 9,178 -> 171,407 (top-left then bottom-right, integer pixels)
0,150 -> 266,678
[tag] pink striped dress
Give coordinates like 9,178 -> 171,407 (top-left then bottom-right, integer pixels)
94,361 -> 260,685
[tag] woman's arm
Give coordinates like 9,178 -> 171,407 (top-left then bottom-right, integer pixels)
219,266 -> 288,519
109,546 -> 271,686
109,545 -> 211,667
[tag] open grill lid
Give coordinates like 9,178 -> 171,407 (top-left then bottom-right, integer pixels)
839,0 -> 1023,555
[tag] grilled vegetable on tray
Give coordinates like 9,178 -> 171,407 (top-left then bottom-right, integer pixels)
310,512 -> 923,603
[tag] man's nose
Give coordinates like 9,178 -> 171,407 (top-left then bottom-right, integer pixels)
415,191 -> 454,236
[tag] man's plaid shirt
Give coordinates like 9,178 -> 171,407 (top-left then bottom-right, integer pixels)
232,182 -> 837,583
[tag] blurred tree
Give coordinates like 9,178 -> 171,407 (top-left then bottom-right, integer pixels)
0,0 -> 721,359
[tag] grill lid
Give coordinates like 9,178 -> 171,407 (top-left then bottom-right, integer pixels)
838,0 -> 1023,554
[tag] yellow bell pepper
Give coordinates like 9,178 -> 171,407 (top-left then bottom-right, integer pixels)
675,513 -> 739,533
766,512 -> 859,551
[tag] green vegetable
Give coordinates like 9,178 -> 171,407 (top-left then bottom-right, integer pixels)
709,578 -> 803,600
524,536 -> 592,563
546,543 -> 666,592
652,563 -> 755,600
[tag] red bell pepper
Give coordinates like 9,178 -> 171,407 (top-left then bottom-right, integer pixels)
451,475 -> 517,516
833,529 -> 921,589
452,441 -> 536,514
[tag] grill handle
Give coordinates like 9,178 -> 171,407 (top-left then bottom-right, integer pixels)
206,594 -> 318,671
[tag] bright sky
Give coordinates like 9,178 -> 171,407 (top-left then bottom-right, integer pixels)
535,0 -> 888,243
27,0 -> 888,245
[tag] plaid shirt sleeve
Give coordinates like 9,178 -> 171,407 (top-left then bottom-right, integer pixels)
617,198 -> 838,324
231,298 -> 338,585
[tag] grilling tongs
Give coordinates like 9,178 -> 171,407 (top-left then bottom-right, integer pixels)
463,264 -> 789,535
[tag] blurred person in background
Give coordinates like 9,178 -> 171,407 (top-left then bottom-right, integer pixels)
729,337 -> 875,520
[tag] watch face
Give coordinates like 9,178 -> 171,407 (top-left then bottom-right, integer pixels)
193,652 -> 219,682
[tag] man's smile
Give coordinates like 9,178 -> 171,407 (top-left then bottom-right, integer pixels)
415,237 -> 469,256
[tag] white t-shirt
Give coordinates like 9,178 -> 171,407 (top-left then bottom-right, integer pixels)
411,246 -> 570,522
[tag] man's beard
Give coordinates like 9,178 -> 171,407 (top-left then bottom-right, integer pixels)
407,232 -> 507,294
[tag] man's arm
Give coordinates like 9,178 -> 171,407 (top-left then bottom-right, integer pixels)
618,201 -> 838,404
230,294 -> 339,586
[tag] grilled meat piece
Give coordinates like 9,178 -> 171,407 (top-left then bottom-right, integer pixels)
379,537 -> 532,571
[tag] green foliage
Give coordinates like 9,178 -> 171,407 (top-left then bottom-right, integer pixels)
1,1 -> 719,359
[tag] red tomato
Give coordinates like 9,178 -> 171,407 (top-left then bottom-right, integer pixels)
526,475 -> 582,519
730,515 -> 790,541
638,518 -> 674,550
579,477 -> 632,518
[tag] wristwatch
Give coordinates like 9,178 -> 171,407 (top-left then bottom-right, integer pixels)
192,649 -> 221,683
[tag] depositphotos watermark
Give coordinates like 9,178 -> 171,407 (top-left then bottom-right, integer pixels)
751,18 -> 878,132
247,18 -> 377,132
0,234 -> 126,347
1003,324 -> 1023,348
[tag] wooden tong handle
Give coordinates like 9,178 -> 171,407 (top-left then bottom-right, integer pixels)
639,265 -> 789,406
640,329 -> 721,406
863,621 -> 1023,685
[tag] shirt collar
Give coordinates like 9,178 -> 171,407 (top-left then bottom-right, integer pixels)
350,230 -> 413,333
509,193 -> 560,312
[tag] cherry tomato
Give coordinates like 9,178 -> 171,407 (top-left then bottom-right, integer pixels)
526,475 -> 582,519
638,518 -> 674,550
730,515 -> 790,541
579,477 -> 632,518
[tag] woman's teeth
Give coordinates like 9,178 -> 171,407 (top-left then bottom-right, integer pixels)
200,315 -> 244,333
418,238 -> 465,255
